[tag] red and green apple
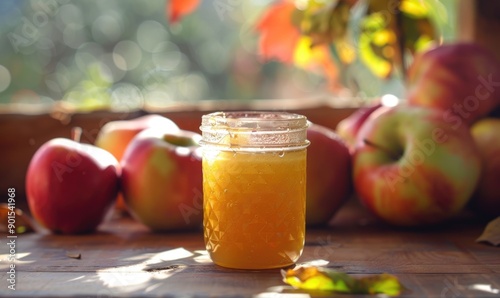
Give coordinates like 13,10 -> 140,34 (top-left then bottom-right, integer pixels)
353,105 -> 482,226
121,128 -> 203,231
407,42 -> 500,126
95,114 -> 179,210
336,94 -> 399,152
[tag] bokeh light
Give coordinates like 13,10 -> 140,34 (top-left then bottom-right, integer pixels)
0,0 -> 457,108
91,14 -> 123,44
110,83 -> 143,111
195,40 -> 229,75
137,20 -> 169,53
63,24 -> 87,49
54,62 -> 71,92
152,41 -> 182,71
113,40 -> 142,71
144,85 -> 173,109
381,93 -> 400,107
75,42 -> 104,72
59,4 -> 84,29
179,72 -> 210,102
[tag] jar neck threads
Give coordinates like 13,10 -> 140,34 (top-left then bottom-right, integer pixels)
200,111 -> 310,152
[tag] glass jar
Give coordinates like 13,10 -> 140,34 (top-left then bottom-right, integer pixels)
200,111 -> 310,269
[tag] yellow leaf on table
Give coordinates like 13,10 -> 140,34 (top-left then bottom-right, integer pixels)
282,266 -> 405,296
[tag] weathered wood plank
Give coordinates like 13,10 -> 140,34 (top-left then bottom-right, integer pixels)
2,219 -> 494,274
1,271 -> 499,298
0,202 -> 498,297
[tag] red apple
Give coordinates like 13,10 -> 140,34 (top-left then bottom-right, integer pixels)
336,102 -> 382,151
95,114 -> 179,210
306,123 -> 352,226
96,114 -> 179,161
470,118 -> 500,218
407,43 -> 500,126
121,128 -> 203,231
26,130 -> 120,234
336,95 -> 399,152
353,105 -> 482,226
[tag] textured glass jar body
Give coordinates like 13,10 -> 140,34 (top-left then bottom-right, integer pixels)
200,112 -> 309,269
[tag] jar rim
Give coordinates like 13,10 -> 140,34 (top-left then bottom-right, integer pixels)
200,111 -> 309,151
200,111 -> 308,131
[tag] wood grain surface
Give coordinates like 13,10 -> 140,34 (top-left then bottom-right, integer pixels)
0,200 -> 499,297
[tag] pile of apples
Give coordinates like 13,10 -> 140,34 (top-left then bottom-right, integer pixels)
25,116 -> 205,234
25,42 -> 500,234
337,42 -> 500,225
25,113 -> 353,234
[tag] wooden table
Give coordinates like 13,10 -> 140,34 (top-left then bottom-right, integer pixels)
1,200 -> 499,297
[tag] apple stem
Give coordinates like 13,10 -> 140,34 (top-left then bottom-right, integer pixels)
395,2 -> 407,80
363,138 -> 401,160
71,127 -> 83,143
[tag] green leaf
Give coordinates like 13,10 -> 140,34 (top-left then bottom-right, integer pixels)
359,12 -> 395,78
299,0 -> 352,48
401,16 -> 436,54
358,0 -> 439,78
282,266 -> 405,296
356,273 -> 406,296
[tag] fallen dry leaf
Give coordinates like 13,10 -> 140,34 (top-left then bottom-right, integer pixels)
282,266 -> 405,296
66,252 -> 82,260
0,203 -> 35,234
476,217 -> 500,246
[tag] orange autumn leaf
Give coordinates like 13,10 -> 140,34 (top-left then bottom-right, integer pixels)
256,1 -> 300,64
294,37 -> 340,91
167,0 -> 201,23
256,1 -> 341,90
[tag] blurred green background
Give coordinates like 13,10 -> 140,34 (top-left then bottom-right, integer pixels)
0,0 -> 457,111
